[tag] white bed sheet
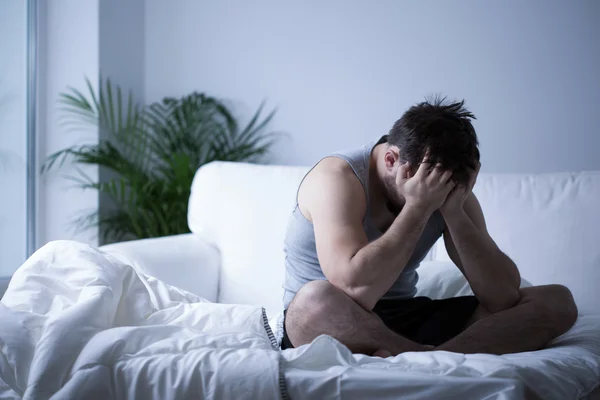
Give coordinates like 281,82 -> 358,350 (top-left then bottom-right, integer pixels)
280,315 -> 600,400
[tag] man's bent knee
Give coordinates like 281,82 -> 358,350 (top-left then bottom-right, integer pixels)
543,284 -> 578,334
521,284 -> 578,338
292,280 -> 343,304
287,280 -> 346,323
285,280 -> 358,346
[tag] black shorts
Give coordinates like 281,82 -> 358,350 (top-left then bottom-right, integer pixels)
281,296 -> 479,350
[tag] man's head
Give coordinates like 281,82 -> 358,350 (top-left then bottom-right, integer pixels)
384,96 -> 480,187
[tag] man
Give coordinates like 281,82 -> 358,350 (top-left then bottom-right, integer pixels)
281,97 -> 578,356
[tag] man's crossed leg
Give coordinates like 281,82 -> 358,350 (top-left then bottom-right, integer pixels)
284,280 -> 577,356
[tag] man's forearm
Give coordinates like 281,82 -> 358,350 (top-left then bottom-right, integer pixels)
348,205 -> 431,310
444,210 -> 521,312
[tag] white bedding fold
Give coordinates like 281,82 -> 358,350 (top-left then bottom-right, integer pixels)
0,241 -> 281,400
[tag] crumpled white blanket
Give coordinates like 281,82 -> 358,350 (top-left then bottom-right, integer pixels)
0,241 -> 282,400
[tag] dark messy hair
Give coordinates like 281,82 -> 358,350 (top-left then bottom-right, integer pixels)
387,96 -> 480,186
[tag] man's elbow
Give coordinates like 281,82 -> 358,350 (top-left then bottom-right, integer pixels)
329,259 -> 380,311
345,285 -> 379,311
329,278 -> 378,311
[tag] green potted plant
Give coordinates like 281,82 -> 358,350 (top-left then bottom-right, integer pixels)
43,78 -> 280,244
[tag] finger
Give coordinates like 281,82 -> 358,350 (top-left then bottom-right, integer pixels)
468,176 -> 477,192
415,162 -> 430,180
416,153 -> 432,179
397,162 -> 411,182
440,170 -> 453,183
428,163 -> 444,180
444,180 -> 457,196
468,164 -> 480,190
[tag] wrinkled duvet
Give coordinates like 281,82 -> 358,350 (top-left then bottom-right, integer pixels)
0,241 -> 282,399
1,241 -> 599,400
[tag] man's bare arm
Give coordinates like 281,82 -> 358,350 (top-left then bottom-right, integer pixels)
304,157 -> 453,310
443,193 -> 521,313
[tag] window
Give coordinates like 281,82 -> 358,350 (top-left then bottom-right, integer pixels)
0,0 -> 36,277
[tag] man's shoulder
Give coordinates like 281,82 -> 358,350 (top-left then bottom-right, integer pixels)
312,156 -> 355,176
298,157 -> 367,221
303,156 -> 362,193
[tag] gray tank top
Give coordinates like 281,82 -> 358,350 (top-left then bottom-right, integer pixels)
282,137 -> 446,309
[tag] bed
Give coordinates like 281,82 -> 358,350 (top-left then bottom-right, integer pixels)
1,241 -> 598,399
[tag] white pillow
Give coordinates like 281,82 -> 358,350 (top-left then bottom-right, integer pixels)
416,261 -> 532,299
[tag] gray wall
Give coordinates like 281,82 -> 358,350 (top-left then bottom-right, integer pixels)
100,0 -> 145,99
38,0 -> 99,249
145,0 -> 600,173
99,0 -> 145,244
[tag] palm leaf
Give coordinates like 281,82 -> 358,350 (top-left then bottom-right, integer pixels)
44,77 -> 281,243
